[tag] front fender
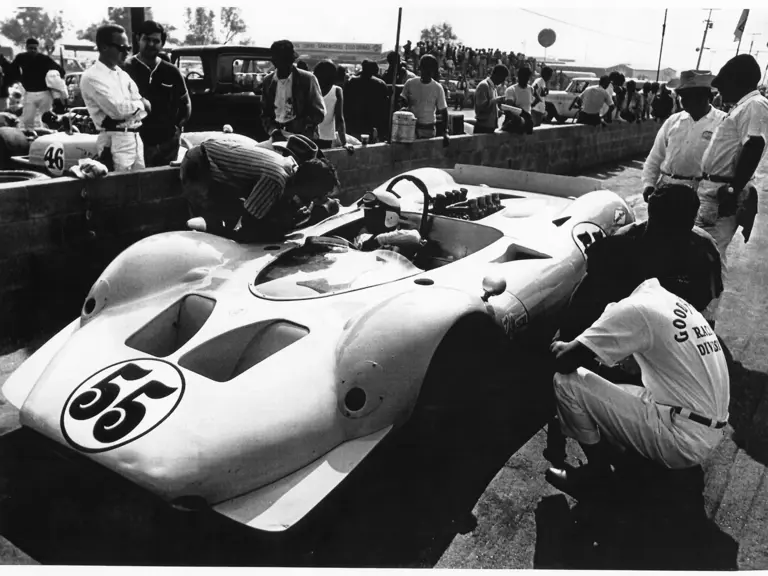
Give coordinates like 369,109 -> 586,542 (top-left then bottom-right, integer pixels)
334,286 -> 488,437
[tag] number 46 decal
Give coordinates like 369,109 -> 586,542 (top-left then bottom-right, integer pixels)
61,359 -> 185,453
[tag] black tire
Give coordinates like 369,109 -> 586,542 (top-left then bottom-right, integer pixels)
0,126 -> 31,170
409,313 -> 506,440
0,169 -> 50,186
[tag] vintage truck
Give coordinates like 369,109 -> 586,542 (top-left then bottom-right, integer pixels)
170,45 -> 273,141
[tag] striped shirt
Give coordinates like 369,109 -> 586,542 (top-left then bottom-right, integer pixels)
200,138 -> 292,219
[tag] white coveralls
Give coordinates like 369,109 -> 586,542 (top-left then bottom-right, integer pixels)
20,90 -> 53,130
697,90 -> 768,320
554,279 -> 729,469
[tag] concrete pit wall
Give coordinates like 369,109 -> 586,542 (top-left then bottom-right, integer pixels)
0,121 -> 660,343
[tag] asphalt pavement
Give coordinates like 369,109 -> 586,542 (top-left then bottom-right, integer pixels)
1,153 -> 767,568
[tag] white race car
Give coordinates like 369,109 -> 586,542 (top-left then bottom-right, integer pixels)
2,165 -> 633,532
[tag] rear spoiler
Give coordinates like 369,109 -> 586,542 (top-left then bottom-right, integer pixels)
446,164 -> 605,199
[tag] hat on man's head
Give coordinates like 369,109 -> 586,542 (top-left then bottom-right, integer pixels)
675,70 -> 715,93
712,54 -> 761,90
272,134 -> 322,164
270,39 -> 298,61
26,38 -> 39,46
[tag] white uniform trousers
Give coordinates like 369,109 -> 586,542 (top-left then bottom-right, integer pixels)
695,179 -> 740,322
554,368 -> 723,469
21,90 -> 53,130
97,131 -> 145,173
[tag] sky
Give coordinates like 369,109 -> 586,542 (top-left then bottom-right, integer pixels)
2,0 -> 768,79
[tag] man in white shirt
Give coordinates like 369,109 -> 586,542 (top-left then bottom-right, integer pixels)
642,70 -> 726,201
473,65 -> 509,134
546,236 -> 729,493
400,54 -> 449,140
80,24 -> 149,172
532,66 -> 553,126
577,75 -> 614,126
697,54 -> 768,323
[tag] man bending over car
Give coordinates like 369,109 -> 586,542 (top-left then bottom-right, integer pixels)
181,133 -> 340,242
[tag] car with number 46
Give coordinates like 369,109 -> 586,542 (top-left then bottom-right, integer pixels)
3,164 -> 633,533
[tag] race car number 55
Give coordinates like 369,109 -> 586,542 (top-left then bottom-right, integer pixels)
61,359 -> 185,453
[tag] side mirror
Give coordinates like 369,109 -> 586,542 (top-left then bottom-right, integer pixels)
481,274 -> 507,302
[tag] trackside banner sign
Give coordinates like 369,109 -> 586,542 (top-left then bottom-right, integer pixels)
294,42 -> 383,53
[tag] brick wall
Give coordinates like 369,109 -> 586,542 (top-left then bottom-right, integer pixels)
0,121 -> 660,344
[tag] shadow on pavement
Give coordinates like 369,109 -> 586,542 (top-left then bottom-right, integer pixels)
725,354 -> 768,467
533,457 -> 739,570
580,157 -> 645,181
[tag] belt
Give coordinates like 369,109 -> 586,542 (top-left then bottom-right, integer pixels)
701,173 -> 733,184
102,127 -> 140,133
661,171 -> 698,181
670,406 -> 727,429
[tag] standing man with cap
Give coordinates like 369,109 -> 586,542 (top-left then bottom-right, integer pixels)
697,54 -> 768,324
642,70 -> 726,201
124,21 -> 191,167
80,24 -> 149,172
11,38 -> 64,130
260,40 -> 326,143
180,133 -> 341,242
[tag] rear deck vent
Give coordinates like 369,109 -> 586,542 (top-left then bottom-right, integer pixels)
179,320 -> 309,382
552,216 -> 572,227
126,295 -> 216,357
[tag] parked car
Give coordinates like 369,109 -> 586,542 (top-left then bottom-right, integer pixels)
3,164 -> 633,533
170,45 -> 273,141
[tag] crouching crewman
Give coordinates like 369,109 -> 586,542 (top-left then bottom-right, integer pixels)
181,134 -> 341,242
354,190 -> 423,259
546,235 -> 729,493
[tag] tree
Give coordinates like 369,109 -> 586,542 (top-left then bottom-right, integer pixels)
76,8 -> 163,44
183,7 -> 218,46
0,8 -> 65,53
219,8 -> 246,45
419,22 -> 459,45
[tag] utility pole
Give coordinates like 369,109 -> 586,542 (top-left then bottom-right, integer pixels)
747,33 -> 762,55
695,9 -> 714,70
656,9 -> 668,82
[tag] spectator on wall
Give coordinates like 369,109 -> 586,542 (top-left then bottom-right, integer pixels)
619,80 -> 642,123
576,75 -> 615,126
312,60 -> 353,151
532,66 -> 553,126
382,51 -> 415,85
344,59 -> 389,142
504,66 -> 536,134
400,54 -> 448,140
260,39 -> 326,142
473,64 -> 508,134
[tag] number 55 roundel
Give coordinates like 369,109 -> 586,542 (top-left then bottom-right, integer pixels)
60,359 -> 185,453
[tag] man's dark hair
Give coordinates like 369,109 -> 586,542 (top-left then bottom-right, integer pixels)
95,24 -> 126,51
26,38 -> 39,46
541,66 -> 553,77
625,79 -> 636,93
419,54 -> 438,75
647,184 -> 700,234
517,66 -> 532,83
296,60 -> 309,71
651,82 -> 660,92
361,59 -> 379,77
585,235 -> 644,297
491,64 -> 509,80
292,157 -> 340,196
387,51 -> 400,66
642,81 -> 652,92
313,60 -> 337,86
136,20 -> 167,44
271,39 -> 296,62
599,75 -> 611,88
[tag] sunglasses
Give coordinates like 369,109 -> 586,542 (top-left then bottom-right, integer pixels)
108,43 -> 131,54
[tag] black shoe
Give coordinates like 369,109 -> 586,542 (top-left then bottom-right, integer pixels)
545,464 -> 613,498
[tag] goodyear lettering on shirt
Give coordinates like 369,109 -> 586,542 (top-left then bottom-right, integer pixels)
670,298 -> 721,357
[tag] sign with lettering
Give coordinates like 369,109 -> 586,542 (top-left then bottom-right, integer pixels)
294,42 -> 383,54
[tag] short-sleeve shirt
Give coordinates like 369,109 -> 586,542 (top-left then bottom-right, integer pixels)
505,84 -> 534,113
124,56 -> 188,145
580,85 -> 614,115
402,78 -> 447,124
700,90 -> 768,179
532,77 -> 548,113
576,278 -> 729,421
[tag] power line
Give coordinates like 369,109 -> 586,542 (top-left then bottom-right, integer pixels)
516,8 -> 655,46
